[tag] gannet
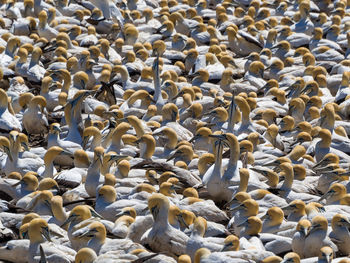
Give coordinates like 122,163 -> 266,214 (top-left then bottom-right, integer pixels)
141,193 -> 189,257
28,218 -> 75,263
303,215 -> 338,258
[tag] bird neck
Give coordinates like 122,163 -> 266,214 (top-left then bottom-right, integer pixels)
281,171 -> 294,190
319,137 -> 331,148
140,141 -> 155,159
110,133 -> 123,151
29,54 -> 40,68
130,122 -> 144,139
43,156 -> 57,178
90,134 -> 102,150
52,203 -> 67,223
155,206 -> 170,229
61,76 -> 71,93
87,237 -> 103,252
165,134 -> 177,150
153,72 -> 163,106
238,175 -> 248,192
241,107 -> 251,125
229,145 -> 239,166
213,143 -> 223,174
11,141 -> 22,159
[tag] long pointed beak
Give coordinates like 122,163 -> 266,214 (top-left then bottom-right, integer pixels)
61,214 -> 76,228
319,191 -> 331,202
21,142 -> 30,151
221,243 -> 231,252
229,203 -> 243,212
97,153 -> 104,165
305,225 -> 316,238
281,205 -> 293,212
178,214 -> 189,229
189,134 -> 199,143
59,150 -> 73,157
115,210 -> 129,218
4,146 -> 13,162
260,213 -> 268,221
90,207 -> 104,219
166,151 -> 179,162
302,227 -> 308,236
264,160 -> 279,167
313,160 -> 325,169
42,226 -> 52,242
237,219 -> 248,227
109,154 -> 128,162
77,228 -> 96,238
82,136 -> 89,149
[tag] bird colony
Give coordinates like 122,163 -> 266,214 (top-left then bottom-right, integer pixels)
2,0 -> 350,262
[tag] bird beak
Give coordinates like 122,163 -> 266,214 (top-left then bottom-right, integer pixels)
313,160 -> 326,169
42,226 -> 52,242
189,70 -> 200,78
115,210 -> 129,218
189,134 -> 199,143
221,243 -> 231,252
109,154 -> 128,162
318,191 -> 332,202
281,205 -> 293,212
21,142 -> 30,151
166,151 -> 179,162
96,152 -> 104,165
305,225 -> 317,238
78,227 -> 97,238
264,160 -> 279,167
4,146 -> 13,162
302,227 -> 308,236
260,213 -> 268,221
344,220 -> 350,228
209,134 -> 226,141
151,206 -> 159,219
53,125 -> 62,133
82,136 -> 89,149
59,150 -> 73,157
90,207 -> 104,219
135,138 -> 142,144
229,203 -> 243,212
225,197 -> 240,209
178,214 -> 189,229
237,219 -> 248,227
61,214 -> 76,228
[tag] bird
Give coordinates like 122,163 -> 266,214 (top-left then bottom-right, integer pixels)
303,215 -> 338,258
140,193 -> 189,257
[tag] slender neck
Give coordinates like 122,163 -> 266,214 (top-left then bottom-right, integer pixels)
238,176 -> 248,192
229,143 -> 239,165
52,205 -> 67,222
91,134 -> 102,149
153,66 -> 162,103
213,143 -> 223,175
281,171 -> 293,190
241,107 -> 250,125
154,206 -> 170,229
